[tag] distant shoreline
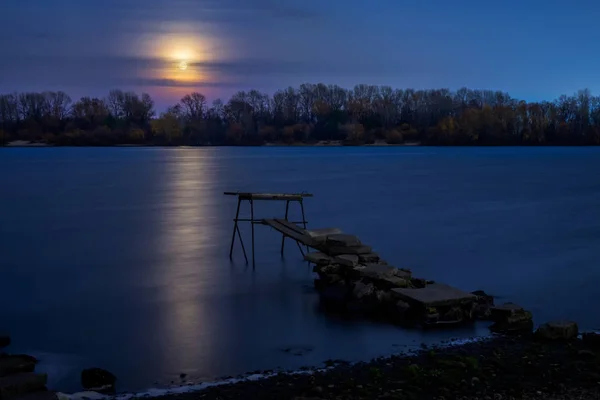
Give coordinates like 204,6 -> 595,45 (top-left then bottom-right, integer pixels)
3,140 -> 425,147
4,140 -> 600,148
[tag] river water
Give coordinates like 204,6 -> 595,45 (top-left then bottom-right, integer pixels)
1,146 -> 599,393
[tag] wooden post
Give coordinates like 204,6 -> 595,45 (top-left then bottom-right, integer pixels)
229,198 -> 241,259
280,200 -> 290,256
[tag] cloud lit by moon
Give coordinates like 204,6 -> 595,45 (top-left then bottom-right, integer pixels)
2,0 -> 600,108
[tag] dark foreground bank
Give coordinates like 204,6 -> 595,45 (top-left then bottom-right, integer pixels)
150,332 -> 600,400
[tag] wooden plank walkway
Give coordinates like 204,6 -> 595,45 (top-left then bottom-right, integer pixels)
262,219 -> 316,247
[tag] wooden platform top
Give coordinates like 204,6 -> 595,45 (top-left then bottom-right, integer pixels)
224,192 -> 313,201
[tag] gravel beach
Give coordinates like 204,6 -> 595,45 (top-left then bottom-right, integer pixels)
149,333 -> 600,400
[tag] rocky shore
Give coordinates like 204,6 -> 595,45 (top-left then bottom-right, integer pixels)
149,329 -> 600,400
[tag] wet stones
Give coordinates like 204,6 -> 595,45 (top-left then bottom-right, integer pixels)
354,264 -> 399,280
535,321 -> 579,341
489,303 -> 533,334
471,290 -> 494,319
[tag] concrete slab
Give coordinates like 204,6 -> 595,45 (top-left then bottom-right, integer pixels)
326,234 -> 362,247
306,228 -> 343,243
391,284 -> 476,307
326,245 -> 372,256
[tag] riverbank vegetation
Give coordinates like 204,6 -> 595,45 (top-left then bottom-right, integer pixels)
1,85 -> 600,146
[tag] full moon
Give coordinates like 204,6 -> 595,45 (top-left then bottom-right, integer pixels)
178,61 -> 188,70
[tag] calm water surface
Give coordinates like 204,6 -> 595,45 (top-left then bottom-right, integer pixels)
1,147 -> 599,392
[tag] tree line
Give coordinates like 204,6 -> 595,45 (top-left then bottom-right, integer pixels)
1,85 -> 599,146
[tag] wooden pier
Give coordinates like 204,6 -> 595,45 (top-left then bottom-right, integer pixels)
224,191 -> 312,266
224,191 -> 504,328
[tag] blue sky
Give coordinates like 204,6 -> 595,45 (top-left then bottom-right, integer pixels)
1,0 -> 599,107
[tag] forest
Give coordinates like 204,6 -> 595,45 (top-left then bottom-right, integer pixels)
1,84 -> 599,146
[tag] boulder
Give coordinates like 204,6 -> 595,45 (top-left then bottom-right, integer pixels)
490,302 -> 524,322
333,255 -> 359,268
535,321 -> 579,341
0,335 -> 9,349
0,355 -> 37,377
489,309 -> 533,335
81,368 -> 116,391
326,234 -> 361,247
0,373 -> 47,399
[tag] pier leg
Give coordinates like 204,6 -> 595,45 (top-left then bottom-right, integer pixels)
296,241 -> 305,257
300,199 -> 308,253
280,200 -> 290,256
236,224 -> 248,263
229,198 -> 242,259
251,199 -> 256,268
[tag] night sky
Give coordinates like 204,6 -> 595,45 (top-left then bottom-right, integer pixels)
1,0 -> 599,107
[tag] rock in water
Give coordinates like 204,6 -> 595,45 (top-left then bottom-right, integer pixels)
0,355 -> 37,377
81,368 -> 117,391
535,321 -> 579,341
0,335 -> 9,349
488,303 -> 533,334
